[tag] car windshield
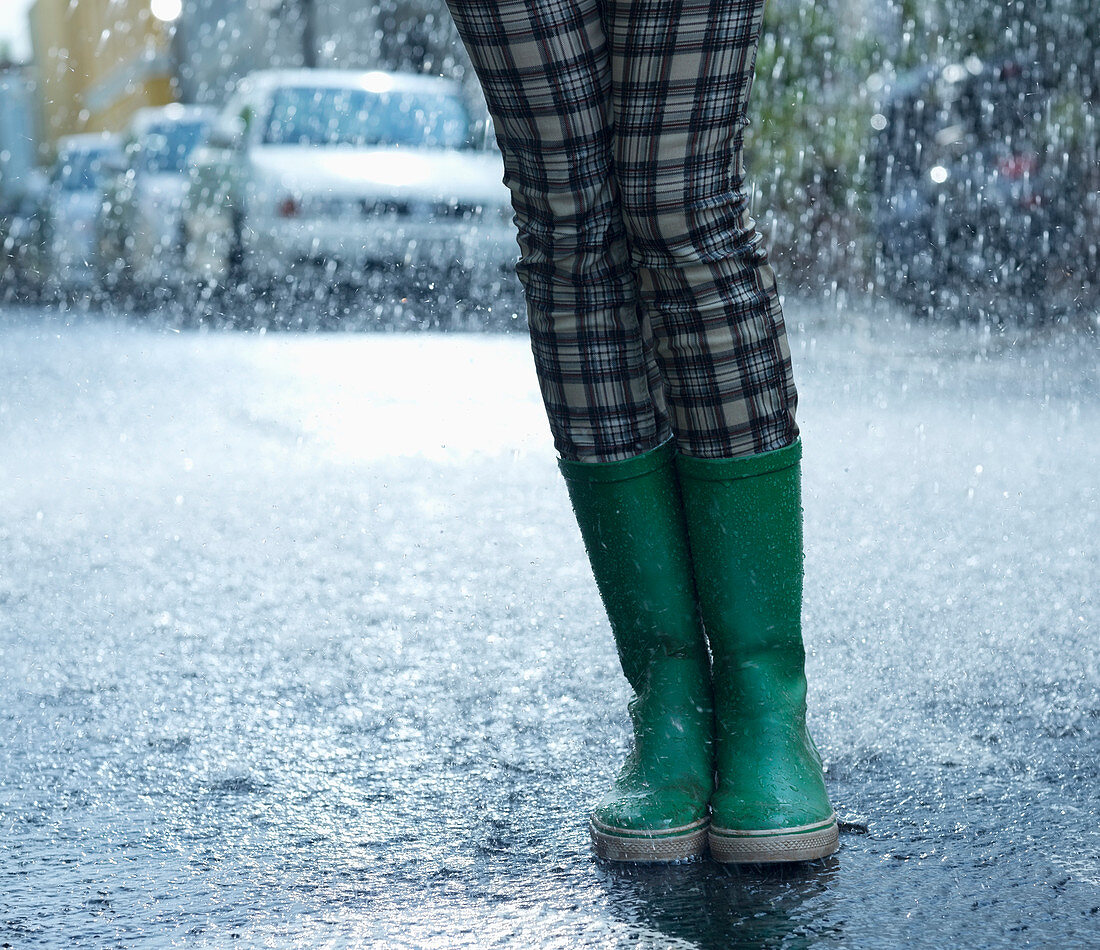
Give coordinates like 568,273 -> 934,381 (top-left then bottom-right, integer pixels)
56,148 -> 114,191
135,120 -> 210,175
262,86 -> 471,149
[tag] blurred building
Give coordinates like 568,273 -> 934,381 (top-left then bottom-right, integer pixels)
28,0 -> 476,152
174,0 -> 471,105
29,0 -> 174,152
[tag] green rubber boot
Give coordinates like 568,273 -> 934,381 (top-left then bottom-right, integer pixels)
676,440 -> 838,863
559,441 -> 714,862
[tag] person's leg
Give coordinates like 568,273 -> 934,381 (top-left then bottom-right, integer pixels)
606,0 -> 837,861
677,442 -> 838,862
558,442 -> 713,861
445,0 -> 667,462
444,0 -> 712,861
608,0 -> 797,459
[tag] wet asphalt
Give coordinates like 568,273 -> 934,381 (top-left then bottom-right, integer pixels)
1,299 -> 1098,948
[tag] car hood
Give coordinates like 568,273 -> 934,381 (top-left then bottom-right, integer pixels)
249,146 -> 510,207
136,173 -> 190,204
50,190 -> 102,225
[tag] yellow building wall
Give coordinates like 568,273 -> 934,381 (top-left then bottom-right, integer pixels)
30,0 -> 175,151
29,0 -> 73,149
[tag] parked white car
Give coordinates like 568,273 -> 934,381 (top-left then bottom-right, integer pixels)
44,132 -> 121,289
99,104 -> 217,293
183,69 -> 517,294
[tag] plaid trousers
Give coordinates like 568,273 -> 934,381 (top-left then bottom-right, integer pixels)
447,0 -> 798,462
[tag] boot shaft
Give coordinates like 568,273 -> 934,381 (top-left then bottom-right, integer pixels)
560,441 -> 708,692
676,440 -> 807,686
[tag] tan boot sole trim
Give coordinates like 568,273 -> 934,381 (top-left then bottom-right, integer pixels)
708,817 -> 839,864
590,817 -> 709,863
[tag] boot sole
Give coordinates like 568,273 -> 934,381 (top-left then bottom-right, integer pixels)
708,815 -> 839,863
590,816 -> 709,863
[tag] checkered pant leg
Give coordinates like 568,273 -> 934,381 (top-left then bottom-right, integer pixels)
609,0 -> 797,457
446,0 -> 795,461
445,0 -> 669,462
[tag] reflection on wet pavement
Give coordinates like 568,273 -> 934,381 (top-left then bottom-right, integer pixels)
1,301 -> 1097,947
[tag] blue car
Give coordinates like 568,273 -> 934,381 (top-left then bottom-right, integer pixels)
869,57 -> 1099,321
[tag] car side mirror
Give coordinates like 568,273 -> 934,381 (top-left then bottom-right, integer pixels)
480,117 -> 498,151
208,115 -> 245,151
101,153 -> 128,176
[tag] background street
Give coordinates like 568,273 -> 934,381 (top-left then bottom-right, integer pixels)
2,302 -> 1098,948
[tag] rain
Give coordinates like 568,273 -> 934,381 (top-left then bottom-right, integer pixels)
0,0 -> 1098,946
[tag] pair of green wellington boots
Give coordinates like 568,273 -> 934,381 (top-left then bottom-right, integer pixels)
559,439 -> 838,863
